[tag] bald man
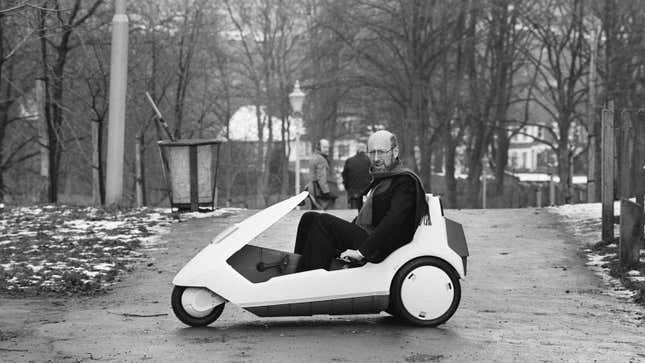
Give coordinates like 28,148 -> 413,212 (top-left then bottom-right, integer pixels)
294,130 -> 428,272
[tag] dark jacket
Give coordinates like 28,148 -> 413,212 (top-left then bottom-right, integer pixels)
357,172 -> 428,262
341,152 -> 371,196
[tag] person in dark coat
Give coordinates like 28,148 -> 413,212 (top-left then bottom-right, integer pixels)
341,143 -> 371,210
294,130 -> 428,272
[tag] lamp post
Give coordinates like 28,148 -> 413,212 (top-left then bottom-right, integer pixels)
105,0 -> 129,205
289,80 -> 306,195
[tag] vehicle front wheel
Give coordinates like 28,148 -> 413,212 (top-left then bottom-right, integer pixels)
389,257 -> 461,326
171,286 -> 225,327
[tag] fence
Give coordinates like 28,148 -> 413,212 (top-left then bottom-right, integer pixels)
599,101 -> 645,269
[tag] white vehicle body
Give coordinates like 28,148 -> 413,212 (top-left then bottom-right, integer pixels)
172,192 -> 468,326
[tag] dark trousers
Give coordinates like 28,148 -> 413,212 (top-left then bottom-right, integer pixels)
294,212 -> 368,271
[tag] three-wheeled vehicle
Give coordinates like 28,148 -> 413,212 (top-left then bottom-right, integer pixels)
171,192 -> 468,327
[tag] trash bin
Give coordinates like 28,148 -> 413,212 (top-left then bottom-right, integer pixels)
158,138 -> 222,212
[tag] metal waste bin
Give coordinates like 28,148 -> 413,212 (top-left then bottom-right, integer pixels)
158,138 -> 221,212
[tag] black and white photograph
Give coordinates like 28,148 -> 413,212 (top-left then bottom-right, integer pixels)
0,0 -> 644,361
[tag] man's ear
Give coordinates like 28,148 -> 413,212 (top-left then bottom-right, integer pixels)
392,146 -> 399,159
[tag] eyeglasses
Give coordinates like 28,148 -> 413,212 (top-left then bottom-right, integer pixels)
367,147 -> 394,159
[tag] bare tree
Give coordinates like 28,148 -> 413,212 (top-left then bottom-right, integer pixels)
320,0 -> 464,192
37,0 -> 104,203
171,0 -> 206,140
0,1 -> 41,200
523,0 -> 588,203
224,0 -> 304,207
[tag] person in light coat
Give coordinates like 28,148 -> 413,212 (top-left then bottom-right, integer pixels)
305,139 -> 338,210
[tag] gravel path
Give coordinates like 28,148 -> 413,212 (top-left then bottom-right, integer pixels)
1,208 -> 644,362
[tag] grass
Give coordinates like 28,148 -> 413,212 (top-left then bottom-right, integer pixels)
0,204 -> 173,296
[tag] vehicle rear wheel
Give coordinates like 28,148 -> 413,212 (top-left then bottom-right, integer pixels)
171,286 -> 225,327
389,257 -> 461,326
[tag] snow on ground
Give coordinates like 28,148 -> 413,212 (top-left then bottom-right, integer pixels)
0,205 -> 237,295
550,201 -> 645,301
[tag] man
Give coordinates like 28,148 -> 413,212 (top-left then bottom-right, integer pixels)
341,143 -> 371,210
305,138 -> 338,210
294,130 -> 428,272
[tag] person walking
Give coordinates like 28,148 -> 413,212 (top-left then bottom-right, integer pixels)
341,143 -> 371,210
305,138 -> 338,210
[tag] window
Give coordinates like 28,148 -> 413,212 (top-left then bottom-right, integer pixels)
338,144 -> 350,159
510,152 -> 518,168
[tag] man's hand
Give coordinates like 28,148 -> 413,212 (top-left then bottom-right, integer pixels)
340,249 -> 364,262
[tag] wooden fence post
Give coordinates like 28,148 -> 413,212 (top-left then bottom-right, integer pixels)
635,111 -> 645,248
536,187 -> 542,208
619,111 -> 634,198
549,174 -> 556,206
601,101 -> 615,243
620,199 -> 643,268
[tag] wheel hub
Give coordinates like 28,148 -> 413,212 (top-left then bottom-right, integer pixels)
181,288 -> 223,318
400,265 -> 454,320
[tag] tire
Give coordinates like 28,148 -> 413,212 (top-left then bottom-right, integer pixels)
389,257 -> 461,327
171,286 -> 225,327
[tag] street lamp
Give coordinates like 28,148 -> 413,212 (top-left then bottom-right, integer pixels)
289,80 -> 306,195
105,0 -> 129,205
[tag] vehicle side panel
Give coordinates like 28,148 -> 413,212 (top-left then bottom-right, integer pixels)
245,295 -> 389,317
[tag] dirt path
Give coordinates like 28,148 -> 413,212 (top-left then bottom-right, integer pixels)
1,208 -> 644,362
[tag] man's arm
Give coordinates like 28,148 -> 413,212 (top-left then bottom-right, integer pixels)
341,160 -> 349,188
357,177 -> 416,261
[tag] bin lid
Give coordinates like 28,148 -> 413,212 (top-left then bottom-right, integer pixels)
158,138 -> 223,147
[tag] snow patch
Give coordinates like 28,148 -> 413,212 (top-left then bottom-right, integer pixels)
551,202 -> 642,302
93,263 -> 115,271
179,207 -> 242,219
26,264 -> 44,273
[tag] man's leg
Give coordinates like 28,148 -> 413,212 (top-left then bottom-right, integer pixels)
294,211 -> 318,254
297,213 -> 368,271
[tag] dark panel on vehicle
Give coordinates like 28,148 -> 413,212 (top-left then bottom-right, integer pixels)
226,244 -> 301,283
245,295 -> 390,317
445,218 -> 469,257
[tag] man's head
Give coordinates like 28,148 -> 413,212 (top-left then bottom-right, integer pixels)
367,130 -> 399,172
356,143 -> 367,154
319,138 -> 330,156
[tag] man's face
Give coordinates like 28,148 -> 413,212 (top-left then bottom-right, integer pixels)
320,139 -> 330,155
367,133 -> 397,172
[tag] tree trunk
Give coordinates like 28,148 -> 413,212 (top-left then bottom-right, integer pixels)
0,13 -> 6,201
135,139 -> 143,207
254,99 -> 267,208
92,120 -> 101,205
444,124 -> 457,208
494,128 -> 510,195
557,142 -> 572,205
280,117 -> 290,199
466,152 -> 484,208
135,132 -> 146,207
